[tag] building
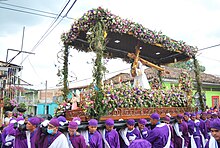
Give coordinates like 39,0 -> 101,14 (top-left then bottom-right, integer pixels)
0,60 -> 22,118
37,88 -> 62,116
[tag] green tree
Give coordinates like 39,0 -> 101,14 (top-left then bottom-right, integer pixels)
168,59 -> 205,72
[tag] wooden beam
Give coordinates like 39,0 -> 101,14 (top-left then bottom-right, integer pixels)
127,53 -> 165,71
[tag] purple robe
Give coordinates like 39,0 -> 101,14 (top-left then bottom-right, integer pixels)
119,128 -> 140,148
1,124 -> 16,148
69,134 -> 87,148
14,128 -> 38,148
146,124 -> 170,148
204,119 -> 211,139
193,121 -> 202,148
200,119 -> 209,140
88,130 -> 103,148
167,124 -> 174,148
136,126 -> 149,139
186,120 -> 195,135
185,119 -> 196,148
173,121 -> 189,148
205,137 -> 220,148
36,131 -> 62,148
14,130 -> 28,148
104,129 -> 120,148
45,131 -> 62,147
34,127 -> 48,148
126,128 -> 141,141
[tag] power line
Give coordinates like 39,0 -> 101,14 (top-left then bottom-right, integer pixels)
0,2 -> 74,19
72,68 -> 130,83
30,0 -> 72,52
0,5 -> 56,19
20,0 -> 78,65
198,43 -> 220,51
27,57 -> 42,79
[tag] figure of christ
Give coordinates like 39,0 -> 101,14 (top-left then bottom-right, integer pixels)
132,61 -> 150,90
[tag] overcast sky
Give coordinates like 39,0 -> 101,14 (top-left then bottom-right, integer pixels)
0,0 -> 220,90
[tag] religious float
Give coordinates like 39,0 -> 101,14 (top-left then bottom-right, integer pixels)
56,7 -> 203,121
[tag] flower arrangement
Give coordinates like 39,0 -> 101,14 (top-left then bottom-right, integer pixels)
179,71 -> 193,92
81,79 -> 190,118
4,97 -> 18,111
55,99 -> 72,116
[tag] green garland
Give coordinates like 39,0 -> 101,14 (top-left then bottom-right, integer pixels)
193,56 -> 205,111
87,21 -> 107,89
62,45 -> 69,101
86,21 -> 107,119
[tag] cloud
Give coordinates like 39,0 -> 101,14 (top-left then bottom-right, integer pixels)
0,0 -> 67,35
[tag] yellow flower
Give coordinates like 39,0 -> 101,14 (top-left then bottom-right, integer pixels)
103,31 -> 107,38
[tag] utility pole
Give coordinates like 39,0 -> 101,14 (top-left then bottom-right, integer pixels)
45,80 -> 47,114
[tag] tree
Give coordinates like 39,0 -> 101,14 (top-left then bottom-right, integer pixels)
168,59 -> 205,72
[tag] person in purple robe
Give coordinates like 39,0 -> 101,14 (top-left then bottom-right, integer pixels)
1,119 -> 17,148
119,119 -> 140,148
81,119 -> 102,148
146,113 -> 171,148
136,118 -> 149,139
163,116 -> 174,148
39,118 -> 69,148
183,112 -> 195,148
205,118 -> 220,148
197,112 -> 209,145
201,112 -> 211,139
211,113 -> 219,121
14,116 -> 41,148
99,118 -> 120,148
173,114 -> 189,148
207,111 -> 212,120
67,121 -> 86,148
191,113 -> 205,148
128,139 -> 151,148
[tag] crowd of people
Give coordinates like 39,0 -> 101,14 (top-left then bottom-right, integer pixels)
0,109 -> 220,148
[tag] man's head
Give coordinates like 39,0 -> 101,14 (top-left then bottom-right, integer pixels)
88,119 -> 98,133
201,112 -> 207,120
68,121 -> 78,136
138,119 -> 147,130
196,111 -> 201,119
105,118 -> 114,131
6,111 -> 12,117
26,117 -> 41,132
212,113 -> 218,119
190,113 -> 196,121
183,112 -> 190,121
207,111 -> 212,119
150,113 -> 160,125
163,116 -> 170,124
47,118 -> 60,135
210,118 -> 220,142
176,114 -> 183,124
126,119 -> 135,130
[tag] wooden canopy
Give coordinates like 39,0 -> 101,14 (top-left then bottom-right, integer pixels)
61,7 -> 197,65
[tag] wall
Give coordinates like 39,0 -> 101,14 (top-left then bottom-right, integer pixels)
206,91 -> 220,107
37,103 -> 58,116
37,104 -> 45,115
48,103 -> 58,116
